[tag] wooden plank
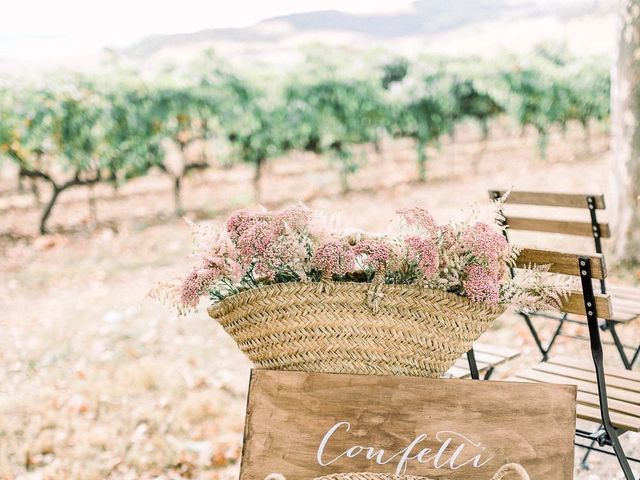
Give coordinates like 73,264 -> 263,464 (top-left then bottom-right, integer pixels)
533,363 -> 640,392
513,372 -> 638,431
447,344 -> 521,379
607,283 -> 640,299
611,298 -> 640,311
611,306 -> 640,322
454,358 -> 490,370
448,346 -> 519,379
559,291 -> 613,320
242,370 -> 577,480
444,366 -> 470,378
548,356 -> 640,382
508,376 -> 640,425
515,248 -> 607,279
577,391 -> 640,420
515,369 -> 640,405
577,404 -> 640,432
489,190 -> 606,209
609,297 -> 640,318
474,343 -> 520,360
505,216 -> 611,238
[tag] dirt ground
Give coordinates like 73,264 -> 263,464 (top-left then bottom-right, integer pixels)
1,126 -> 639,479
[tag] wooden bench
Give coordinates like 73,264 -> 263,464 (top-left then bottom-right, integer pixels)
445,343 -> 520,379
505,247 -> 638,479
513,356 -> 640,434
489,189 -> 640,369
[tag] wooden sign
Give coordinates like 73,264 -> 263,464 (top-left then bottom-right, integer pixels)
240,370 -> 577,480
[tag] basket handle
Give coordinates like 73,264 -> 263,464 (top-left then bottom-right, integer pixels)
265,463 -> 530,480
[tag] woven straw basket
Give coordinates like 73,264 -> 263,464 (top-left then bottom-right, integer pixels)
208,281 -> 505,378
264,463 -> 530,480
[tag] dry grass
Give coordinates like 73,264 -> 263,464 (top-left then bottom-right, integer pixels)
1,125 -> 638,479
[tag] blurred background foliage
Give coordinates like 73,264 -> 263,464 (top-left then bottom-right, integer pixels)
0,46 -> 611,233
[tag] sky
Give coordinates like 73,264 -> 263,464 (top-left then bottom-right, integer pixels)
0,0 -> 414,60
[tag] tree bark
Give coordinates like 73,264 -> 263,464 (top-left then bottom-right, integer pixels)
611,0 -> 640,264
253,157 -> 264,203
40,184 -> 61,235
173,175 -> 183,217
416,140 -> 428,183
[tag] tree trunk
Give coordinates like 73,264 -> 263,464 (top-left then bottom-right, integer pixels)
173,175 -> 184,217
253,157 -> 264,203
30,177 -> 41,206
611,0 -> 640,264
40,184 -> 61,235
416,140 -> 428,183
88,184 -> 98,228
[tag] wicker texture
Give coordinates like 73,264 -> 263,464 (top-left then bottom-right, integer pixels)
208,282 -> 505,378
264,463 -> 530,480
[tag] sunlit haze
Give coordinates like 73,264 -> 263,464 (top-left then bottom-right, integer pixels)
1,0 -> 414,60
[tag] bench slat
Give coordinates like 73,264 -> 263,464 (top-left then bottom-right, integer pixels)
515,248 -> 606,280
533,363 -> 640,392
446,343 -> 521,379
514,369 -> 640,405
445,366 -> 471,378
489,190 -> 606,210
561,312 -> 636,324
505,216 -> 611,238
577,404 -> 640,432
507,377 -> 640,431
607,283 -> 640,299
559,291 -> 613,320
454,358 -> 491,369
548,356 -> 640,382
473,343 -> 520,359
577,391 -> 640,419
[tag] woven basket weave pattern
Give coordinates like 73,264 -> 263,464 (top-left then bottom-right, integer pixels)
209,282 -> 505,378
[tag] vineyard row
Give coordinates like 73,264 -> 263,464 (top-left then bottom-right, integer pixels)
0,49 -> 610,233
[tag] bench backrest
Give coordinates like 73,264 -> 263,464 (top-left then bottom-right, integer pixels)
514,247 -> 612,320
489,190 -> 609,249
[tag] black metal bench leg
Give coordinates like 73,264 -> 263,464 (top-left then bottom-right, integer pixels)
483,367 -> 495,380
580,439 -> 596,470
579,257 -> 637,480
632,345 -> 640,368
605,320 -> 640,370
519,311 -> 565,361
466,348 -> 480,380
610,434 -> 637,480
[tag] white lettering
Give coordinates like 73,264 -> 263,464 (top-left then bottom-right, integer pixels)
316,422 -> 493,474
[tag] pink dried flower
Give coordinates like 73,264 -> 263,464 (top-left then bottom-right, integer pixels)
180,267 -> 218,309
226,204 -> 320,280
201,232 -> 244,282
253,234 -> 310,280
405,235 -> 439,278
460,222 -> 509,261
235,222 -> 279,261
276,204 -> 313,232
397,207 -> 438,232
463,265 -> 500,304
226,208 -> 268,241
353,239 -> 392,271
314,241 -> 356,276
439,225 -> 458,249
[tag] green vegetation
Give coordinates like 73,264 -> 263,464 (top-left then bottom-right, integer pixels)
0,50 -> 610,233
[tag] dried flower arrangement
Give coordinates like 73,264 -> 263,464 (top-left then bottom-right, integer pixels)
151,202 -> 569,315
